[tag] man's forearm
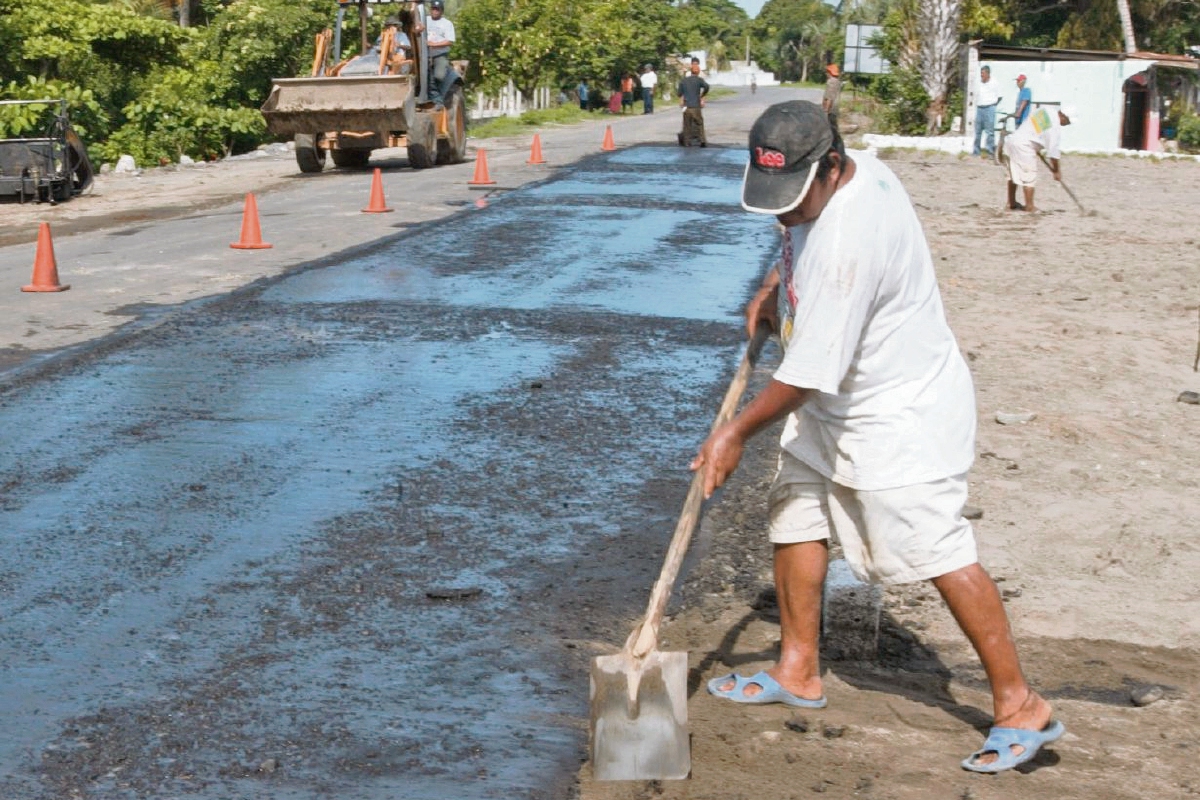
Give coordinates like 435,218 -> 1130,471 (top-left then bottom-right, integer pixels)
759,267 -> 780,291
730,379 -> 810,442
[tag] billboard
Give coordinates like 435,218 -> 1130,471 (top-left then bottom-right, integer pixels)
844,24 -> 889,75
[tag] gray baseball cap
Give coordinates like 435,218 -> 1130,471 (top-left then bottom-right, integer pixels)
741,101 -> 834,215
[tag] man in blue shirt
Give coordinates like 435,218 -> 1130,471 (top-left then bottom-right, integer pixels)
1014,74 -> 1032,127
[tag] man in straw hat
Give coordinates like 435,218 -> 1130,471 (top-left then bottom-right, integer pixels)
1003,104 -> 1074,212
692,100 -> 1065,773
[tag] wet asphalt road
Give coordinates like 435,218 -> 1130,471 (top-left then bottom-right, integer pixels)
0,145 -> 778,798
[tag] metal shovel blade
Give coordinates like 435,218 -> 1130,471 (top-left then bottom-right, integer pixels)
589,649 -> 690,781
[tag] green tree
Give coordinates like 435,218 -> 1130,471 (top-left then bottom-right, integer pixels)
1056,0 -> 1200,54
456,0 -> 739,99
750,0 -> 838,82
193,0 -> 329,107
670,0 -> 749,65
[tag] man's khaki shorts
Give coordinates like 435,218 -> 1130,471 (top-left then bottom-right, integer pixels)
768,451 -> 978,585
1004,141 -> 1039,187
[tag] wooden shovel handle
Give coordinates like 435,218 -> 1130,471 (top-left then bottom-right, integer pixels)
630,327 -> 771,658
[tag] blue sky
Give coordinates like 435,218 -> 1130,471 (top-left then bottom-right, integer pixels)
733,0 -> 767,17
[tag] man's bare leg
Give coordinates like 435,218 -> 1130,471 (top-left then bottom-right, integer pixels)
1023,186 -> 1036,212
1006,180 -> 1023,211
932,562 -> 1053,763
714,540 -> 827,700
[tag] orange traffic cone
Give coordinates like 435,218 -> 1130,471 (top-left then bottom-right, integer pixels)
362,168 -> 394,213
527,133 -> 546,165
21,223 -> 70,293
601,125 -> 616,151
468,148 -> 496,187
230,193 -> 272,249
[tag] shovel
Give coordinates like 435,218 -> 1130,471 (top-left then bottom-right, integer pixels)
1037,152 -> 1090,215
590,328 -> 769,781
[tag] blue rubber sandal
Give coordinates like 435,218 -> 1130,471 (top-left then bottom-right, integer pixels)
706,670 -> 828,708
961,720 -> 1066,773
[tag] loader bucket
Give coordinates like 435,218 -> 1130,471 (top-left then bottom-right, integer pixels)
260,75 -> 414,137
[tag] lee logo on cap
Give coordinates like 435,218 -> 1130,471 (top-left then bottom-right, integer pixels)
754,147 -> 785,169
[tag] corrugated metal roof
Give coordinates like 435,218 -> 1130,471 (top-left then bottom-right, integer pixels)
975,42 -> 1198,69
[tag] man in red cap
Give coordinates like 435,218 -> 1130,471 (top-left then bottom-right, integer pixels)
697,99 -> 1065,773
1014,74 -> 1032,127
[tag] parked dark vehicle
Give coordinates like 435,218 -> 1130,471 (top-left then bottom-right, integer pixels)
0,99 -> 94,204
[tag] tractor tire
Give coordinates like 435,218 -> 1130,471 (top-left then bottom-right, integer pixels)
436,87 -> 468,165
406,112 -> 437,169
295,134 -> 326,173
330,148 -> 371,170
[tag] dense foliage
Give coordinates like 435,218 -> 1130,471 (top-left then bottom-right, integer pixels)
457,0 -> 748,99
1,0 -> 1197,162
0,0 -> 751,166
0,0 -> 328,164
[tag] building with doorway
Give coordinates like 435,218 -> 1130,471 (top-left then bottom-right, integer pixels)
965,41 -> 1199,152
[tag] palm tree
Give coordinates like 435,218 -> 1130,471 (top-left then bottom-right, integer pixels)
1116,0 -> 1137,53
917,0 -> 961,134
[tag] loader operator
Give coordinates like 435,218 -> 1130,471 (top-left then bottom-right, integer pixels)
425,0 -> 455,111
376,16 -> 413,72
342,15 -> 411,76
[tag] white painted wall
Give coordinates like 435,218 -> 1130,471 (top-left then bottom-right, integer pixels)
706,60 -> 780,87
968,58 -> 1153,151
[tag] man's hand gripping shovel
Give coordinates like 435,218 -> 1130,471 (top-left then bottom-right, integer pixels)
589,328 -> 770,781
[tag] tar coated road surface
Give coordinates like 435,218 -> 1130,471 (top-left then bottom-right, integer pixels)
0,89 -> 802,799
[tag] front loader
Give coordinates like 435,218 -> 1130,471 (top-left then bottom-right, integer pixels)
260,0 -> 468,173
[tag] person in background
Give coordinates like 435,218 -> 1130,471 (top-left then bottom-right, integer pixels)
639,64 -> 658,114
424,0 -> 455,111
621,72 -> 636,114
376,16 -> 412,72
1003,104 -> 1073,212
607,84 -> 623,114
577,79 -> 590,111
821,64 -> 841,126
677,57 -> 710,146
1014,74 -> 1032,127
972,65 -> 1000,158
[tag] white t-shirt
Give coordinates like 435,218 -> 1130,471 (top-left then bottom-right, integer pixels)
640,71 -> 658,89
977,78 -> 999,107
773,152 -> 976,490
1007,106 -> 1062,159
426,16 -> 455,57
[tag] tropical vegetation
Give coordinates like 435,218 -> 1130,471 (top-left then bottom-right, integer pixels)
0,0 -> 1197,163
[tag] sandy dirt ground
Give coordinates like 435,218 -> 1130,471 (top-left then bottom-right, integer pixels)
577,153 -> 1200,799
3,101 -> 1199,798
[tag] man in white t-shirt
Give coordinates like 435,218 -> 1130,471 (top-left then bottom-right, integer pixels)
639,64 -> 657,114
694,100 -> 1064,774
972,65 -> 1001,157
424,0 -> 455,110
1003,104 -> 1073,212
